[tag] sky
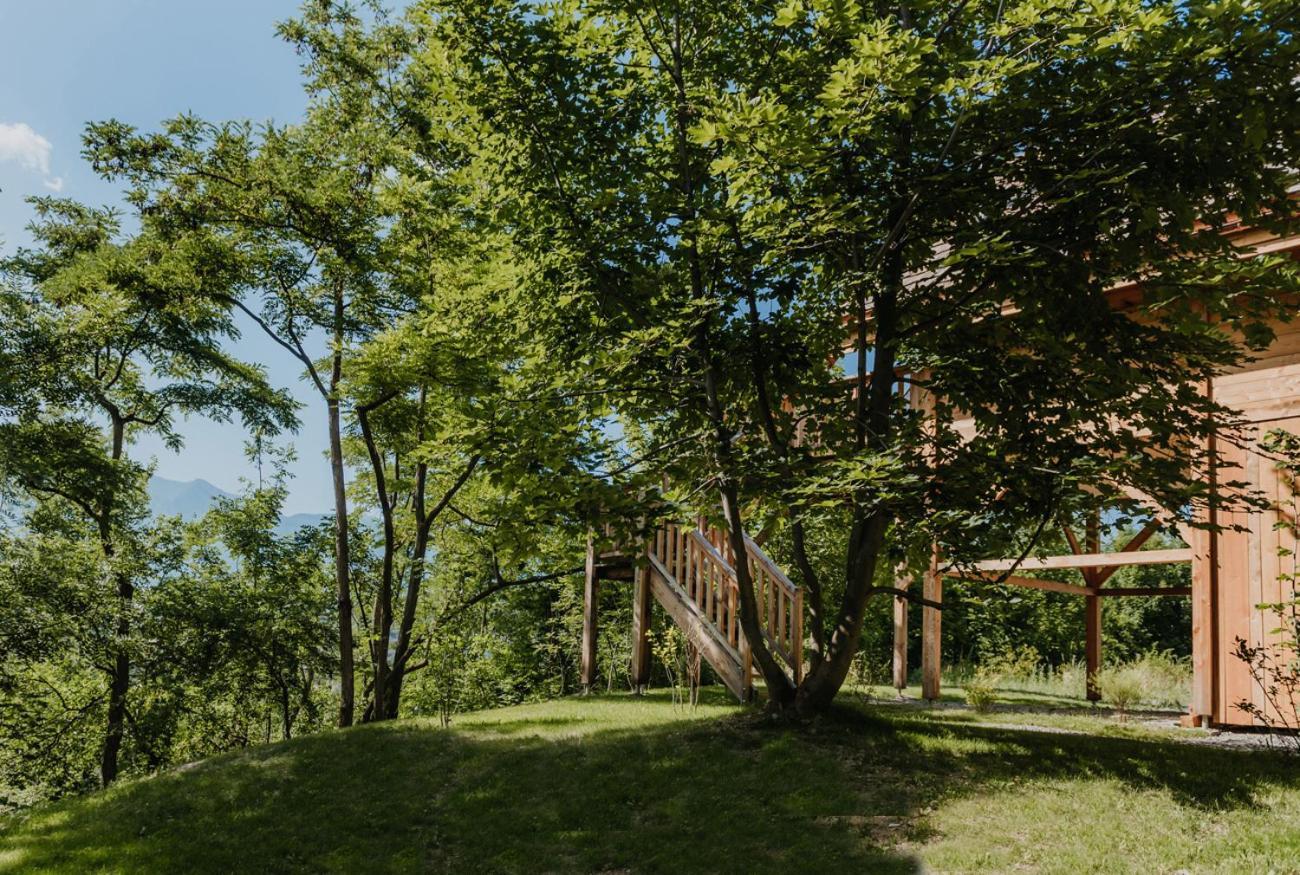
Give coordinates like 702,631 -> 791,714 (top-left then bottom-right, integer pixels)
0,0 -> 339,515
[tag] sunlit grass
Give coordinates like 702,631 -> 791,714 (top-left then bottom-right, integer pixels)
1,689 -> 1296,874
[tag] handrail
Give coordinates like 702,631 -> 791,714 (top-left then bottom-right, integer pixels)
647,521 -> 804,687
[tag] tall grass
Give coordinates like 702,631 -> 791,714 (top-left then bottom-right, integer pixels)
943,648 -> 1191,710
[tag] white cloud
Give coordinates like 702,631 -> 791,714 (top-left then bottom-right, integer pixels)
0,122 -> 52,175
0,122 -> 63,192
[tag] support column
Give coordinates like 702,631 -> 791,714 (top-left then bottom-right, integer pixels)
629,560 -> 653,693
1190,377 -> 1218,725
1085,511 -> 1102,701
921,547 -> 942,702
580,536 -> 599,691
892,565 -> 909,694
1084,595 -> 1102,701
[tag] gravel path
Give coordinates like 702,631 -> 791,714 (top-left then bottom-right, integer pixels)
870,695 -> 1291,750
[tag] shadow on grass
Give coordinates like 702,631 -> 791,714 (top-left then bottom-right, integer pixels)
2,691 -> 1297,874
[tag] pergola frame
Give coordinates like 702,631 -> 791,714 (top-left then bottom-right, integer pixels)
896,513 -> 1194,704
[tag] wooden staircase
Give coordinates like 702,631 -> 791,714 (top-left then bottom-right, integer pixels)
583,521 -> 803,701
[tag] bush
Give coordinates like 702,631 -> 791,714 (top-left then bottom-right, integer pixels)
964,667 -> 1001,713
1095,665 -> 1145,718
983,645 -> 1042,682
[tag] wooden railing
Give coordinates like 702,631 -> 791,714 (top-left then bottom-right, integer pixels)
649,521 -> 804,685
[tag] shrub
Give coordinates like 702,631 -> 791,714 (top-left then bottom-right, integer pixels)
1096,665 -> 1146,718
983,645 -> 1042,683
964,667 -> 1001,713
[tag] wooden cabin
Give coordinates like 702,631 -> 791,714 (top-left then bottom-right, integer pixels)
908,223 -> 1300,729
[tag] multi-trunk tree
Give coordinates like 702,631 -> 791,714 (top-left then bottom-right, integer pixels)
419,0 -> 1300,712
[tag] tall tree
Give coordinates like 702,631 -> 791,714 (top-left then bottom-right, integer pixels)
85,1 -> 623,724
84,21 -> 405,724
0,198 -> 295,782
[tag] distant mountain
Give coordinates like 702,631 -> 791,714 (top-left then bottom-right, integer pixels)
148,476 -> 232,519
277,513 -> 332,535
148,476 -> 327,535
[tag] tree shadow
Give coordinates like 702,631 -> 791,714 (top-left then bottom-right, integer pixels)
2,695 -> 1297,873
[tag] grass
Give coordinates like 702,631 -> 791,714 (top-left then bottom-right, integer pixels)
2,690 -> 1298,874
938,651 -> 1193,710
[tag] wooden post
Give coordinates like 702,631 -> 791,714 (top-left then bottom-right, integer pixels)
580,536 -> 599,691
921,547 -> 942,702
629,558 -> 652,693
1190,377 -> 1218,725
892,564 -> 909,694
1084,510 -> 1102,701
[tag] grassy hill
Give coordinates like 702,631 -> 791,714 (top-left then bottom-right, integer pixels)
2,691 -> 1298,874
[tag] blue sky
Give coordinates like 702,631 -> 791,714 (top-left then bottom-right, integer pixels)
0,0 -> 338,515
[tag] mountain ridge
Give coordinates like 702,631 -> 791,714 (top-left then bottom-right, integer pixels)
148,476 -> 327,535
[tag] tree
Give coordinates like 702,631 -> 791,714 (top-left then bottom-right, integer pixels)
153,445 -> 336,746
85,70 -> 401,728
85,1 -> 624,724
418,0 -> 1300,712
0,198 -> 295,783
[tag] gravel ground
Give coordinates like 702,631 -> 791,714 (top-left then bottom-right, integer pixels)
871,695 -> 1294,751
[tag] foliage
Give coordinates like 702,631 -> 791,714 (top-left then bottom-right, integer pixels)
0,466 -> 338,809
0,198 -> 296,788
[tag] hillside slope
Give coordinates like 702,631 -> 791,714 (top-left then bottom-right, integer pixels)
1,692 -> 1298,874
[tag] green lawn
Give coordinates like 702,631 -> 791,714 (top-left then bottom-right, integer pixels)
2,690 -> 1298,874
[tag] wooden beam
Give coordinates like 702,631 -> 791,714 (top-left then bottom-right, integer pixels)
1060,519 -> 1085,557
1190,376 -> 1218,726
1085,510 -> 1102,702
1094,519 -> 1166,586
921,547 -> 942,702
1096,586 -> 1192,597
892,567 -> 909,692
1085,588 -> 1102,701
629,560 -> 653,691
973,547 -> 1192,573
580,536 -> 599,690
956,572 -> 1096,597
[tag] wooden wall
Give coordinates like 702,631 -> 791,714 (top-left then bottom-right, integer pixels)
1206,310 -> 1300,726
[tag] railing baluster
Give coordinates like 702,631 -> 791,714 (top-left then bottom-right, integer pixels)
759,564 -> 769,637
687,537 -> 697,602
712,556 -> 722,624
778,588 -> 787,656
729,585 -> 738,646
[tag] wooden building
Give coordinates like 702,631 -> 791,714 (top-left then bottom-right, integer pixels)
907,223 -> 1300,729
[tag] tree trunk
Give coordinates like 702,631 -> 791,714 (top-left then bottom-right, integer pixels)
100,608 -> 130,785
796,511 -> 890,713
385,463 -> 429,719
659,21 -> 797,707
328,352 -> 355,728
794,230 -> 906,714
357,399 -> 395,722
99,416 -> 130,786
